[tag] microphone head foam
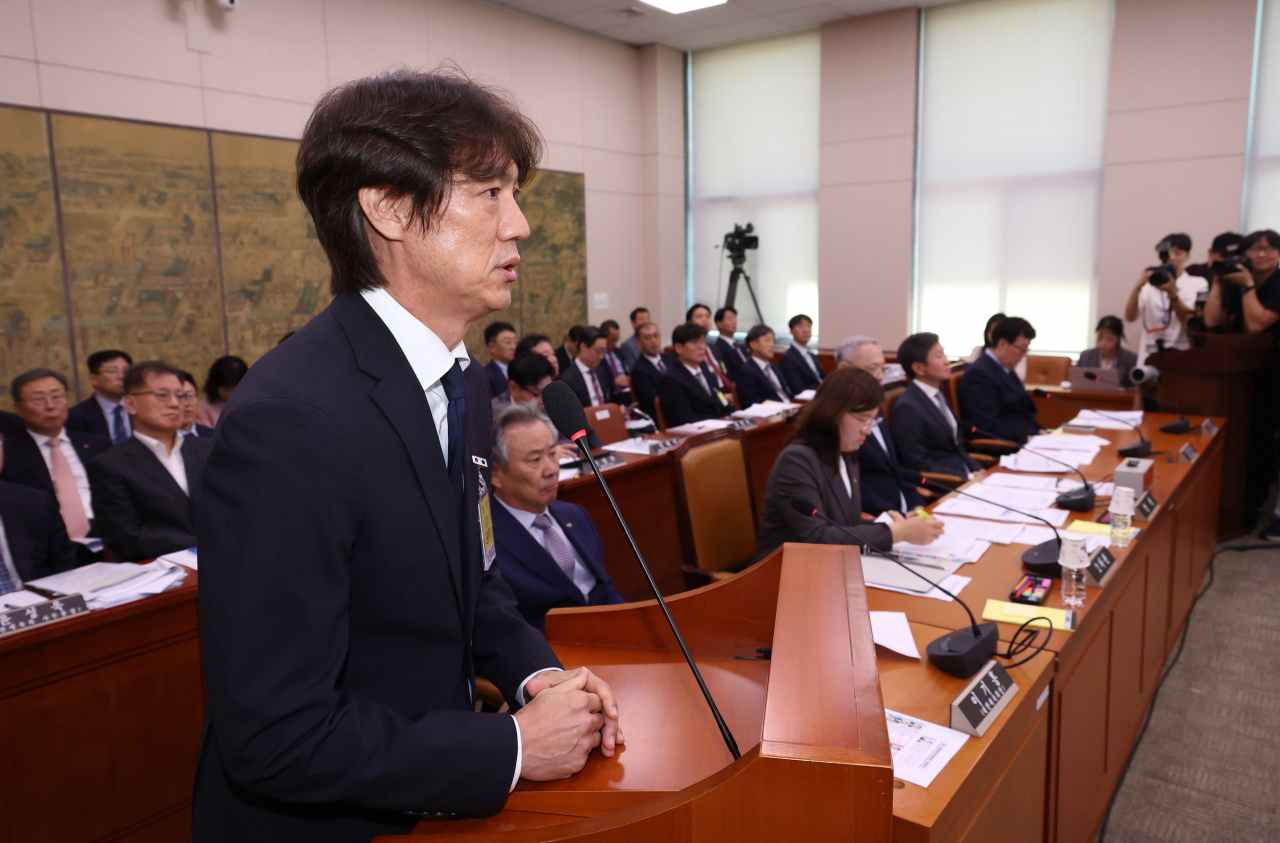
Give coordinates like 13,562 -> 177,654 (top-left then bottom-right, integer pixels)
542,380 -> 590,441
1032,388 -> 1049,398
790,497 -> 819,516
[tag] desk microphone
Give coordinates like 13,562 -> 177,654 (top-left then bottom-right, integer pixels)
959,422 -> 1096,512
542,380 -> 741,761
788,498 -> 997,678
1031,388 -> 1151,458
897,468 -> 1066,577
1080,371 -> 1195,433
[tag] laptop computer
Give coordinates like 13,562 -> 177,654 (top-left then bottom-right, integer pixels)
1068,366 -> 1124,391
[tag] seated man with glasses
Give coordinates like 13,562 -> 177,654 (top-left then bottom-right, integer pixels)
957,316 -> 1044,445
66,350 -> 134,445
86,361 -> 214,561
0,431 -> 80,593
0,369 -> 112,563
176,370 -> 215,438
499,352 -> 601,457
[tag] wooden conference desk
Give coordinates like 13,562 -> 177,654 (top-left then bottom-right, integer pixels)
0,573 -> 204,843
868,414 -> 1224,843
558,416 -> 793,600
1027,384 -> 1141,430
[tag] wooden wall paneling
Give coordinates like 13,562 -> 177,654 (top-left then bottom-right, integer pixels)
1166,494 -> 1198,654
1052,612 -> 1113,843
1191,442 -> 1223,584
1104,562 -> 1146,785
1139,516 -> 1172,696
957,714 -> 1050,843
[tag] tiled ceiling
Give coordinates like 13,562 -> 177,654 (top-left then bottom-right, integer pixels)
491,0 -> 951,51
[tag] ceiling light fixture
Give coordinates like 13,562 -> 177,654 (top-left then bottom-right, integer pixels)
639,0 -> 727,14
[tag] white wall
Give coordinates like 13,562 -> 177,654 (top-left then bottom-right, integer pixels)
0,0 -> 685,333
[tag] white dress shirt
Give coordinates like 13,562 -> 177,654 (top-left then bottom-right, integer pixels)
133,431 -> 188,495
913,380 -> 972,480
494,497 -> 597,598
798,346 -> 822,378
838,453 -> 853,499
644,353 -> 666,374
361,286 -> 551,790
574,357 -> 604,406
1136,271 -> 1208,356
95,394 -> 131,439
29,428 -> 94,519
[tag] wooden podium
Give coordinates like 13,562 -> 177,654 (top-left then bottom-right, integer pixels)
1148,331 -> 1273,535
403,544 -> 893,842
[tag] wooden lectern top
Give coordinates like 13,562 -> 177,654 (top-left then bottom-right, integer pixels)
405,544 -> 893,842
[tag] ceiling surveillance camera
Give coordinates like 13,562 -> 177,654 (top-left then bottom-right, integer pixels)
216,0 -> 239,9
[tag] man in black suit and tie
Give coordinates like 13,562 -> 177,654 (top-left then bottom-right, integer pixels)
0,435 -> 78,592
490,403 -> 624,631
65,349 -> 133,445
892,332 -> 983,480
1,370 -> 111,557
555,325 -> 585,376
86,362 -> 213,561
734,324 -> 791,408
176,370 -> 216,438
628,321 -> 672,420
483,321 -> 517,398
193,71 -> 620,843
687,303 -> 734,390
597,320 -> 632,404
712,307 -> 749,375
780,313 -> 825,395
958,316 -> 1044,444
557,325 -> 612,408
658,322 -> 733,428
838,337 -> 923,517
617,307 -> 649,371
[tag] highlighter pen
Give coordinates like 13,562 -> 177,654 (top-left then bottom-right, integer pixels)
915,508 -> 932,519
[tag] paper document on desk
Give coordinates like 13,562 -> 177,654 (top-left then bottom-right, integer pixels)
1001,451 -> 1096,472
666,419 -> 737,434
867,573 -> 971,603
1027,433 -> 1111,451
967,485 -> 1060,510
885,709 -> 970,788
870,611 -> 920,658
602,437 -> 657,455
932,515 -> 1026,545
0,590 -> 48,610
27,559 -> 186,609
934,497 -> 1069,526
980,475 -> 1114,497
862,556 -> 962,592
730,400 -> 798,419
894,535 -> 991,565
1013,524 -> 1122,552
1069,410 -> 1143,430
157,549 -> 198,571
795,389 -> 816,401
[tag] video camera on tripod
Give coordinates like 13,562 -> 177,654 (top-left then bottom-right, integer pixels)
722,223 -> 762,322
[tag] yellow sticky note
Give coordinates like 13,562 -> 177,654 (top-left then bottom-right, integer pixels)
1065,520 -> 1112,536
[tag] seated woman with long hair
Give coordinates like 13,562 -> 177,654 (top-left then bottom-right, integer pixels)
755,367 -> 945,560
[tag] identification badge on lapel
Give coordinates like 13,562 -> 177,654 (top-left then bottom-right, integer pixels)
476,467 -> 496,570
715,390 -> 728,405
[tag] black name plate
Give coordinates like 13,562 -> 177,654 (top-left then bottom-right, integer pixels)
1086,546 -> 1118,588
1178,442 -> 1199,463
950,660 -> 1019,738
1136,490 -> 1158,521
0,594 -> 89,637
1199,418 -> 1219,436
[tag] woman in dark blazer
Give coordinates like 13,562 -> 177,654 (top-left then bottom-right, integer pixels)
1078,315 -> 1139,386
755,367 -> 944,560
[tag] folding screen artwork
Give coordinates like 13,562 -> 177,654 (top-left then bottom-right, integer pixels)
0,104 -> 587,407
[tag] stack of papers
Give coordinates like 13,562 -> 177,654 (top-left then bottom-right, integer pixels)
1069,409 -> 1143,430
933,496 -> 1070,526
601,437 -> 658,456
931,514 -> 1026,545
157,549 -> 198,571
1001,451 -> 1090,472
27,560 -> 187,609
981,474 -> 1115,497
795,389 -> 816,401
730,400 -> 798,419
0,590 -> 50,610
1027,433 -> 1110,451
894,534 -> 991,565
667,419 -> 737,434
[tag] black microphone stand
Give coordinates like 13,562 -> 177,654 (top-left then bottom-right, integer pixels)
963,422 -> 1096,512
1084,371 -> 1201,434
1032,388 -> 1151,457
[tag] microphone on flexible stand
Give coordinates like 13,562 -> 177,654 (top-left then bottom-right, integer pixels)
897,468 -> 1067,577
542,381 -> 741,761
959,421 -> 1096,512
1031,388 -> 1151,457
788,498 -> 997,678
1082,371 -> 1200,434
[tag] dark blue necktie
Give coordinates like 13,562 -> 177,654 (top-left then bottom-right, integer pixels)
440,361 -> 467,485
111,404 -> 128,445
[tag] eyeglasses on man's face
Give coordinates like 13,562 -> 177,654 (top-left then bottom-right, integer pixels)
129,390 -> 183,404
22,391 -> 67,408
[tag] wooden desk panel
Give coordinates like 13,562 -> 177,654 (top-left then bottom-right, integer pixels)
0,575 -> 203,843
878,622 -> 1054,843
1029,385 -> 1140,430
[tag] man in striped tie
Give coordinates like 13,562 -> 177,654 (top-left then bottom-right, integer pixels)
489,402 -> 625,631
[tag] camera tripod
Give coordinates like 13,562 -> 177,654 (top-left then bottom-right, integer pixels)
723,251 -> 764,324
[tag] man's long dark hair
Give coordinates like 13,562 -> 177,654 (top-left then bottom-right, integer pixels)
296,68 -> 544,297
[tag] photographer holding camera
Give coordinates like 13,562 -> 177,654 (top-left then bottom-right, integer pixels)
1204,229 -> 1280,336
1124,233 -> 1206,362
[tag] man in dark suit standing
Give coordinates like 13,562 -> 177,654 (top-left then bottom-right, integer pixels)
658,322 -> 733,428
734,324 -> 791,408
838,337 -> 923,517
193,71 -> 620,843
490,403 -> 624,631
1,370 -> 111,554
86,362 -> 213,561
0,435 -> 78,591
780,314 -> 825,395
712,307 -> 749,375
557,325 -> 612,408
483,321 -> 517,398
617,307 -> 649,371
627,321 -> 672,420
958,316 -> 1044,444
65,350 -> 133,444
893,332 -> 983,480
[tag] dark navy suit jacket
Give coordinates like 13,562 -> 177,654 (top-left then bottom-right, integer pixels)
856,414 -> 924,516
192,294 -> 559,842
890,382 -> 983,478
957,352 -> 1042,444
66,395 -> 117,439
629,353 -> 675,419
780,344 -> 825,395
712,336 -> 748,376
482,360 -> 508,399
657,362 -> 732,428
0,412 -> 111,513
734,357 -> 790,408
0,479 -> 77,581
491,499 -> 624,632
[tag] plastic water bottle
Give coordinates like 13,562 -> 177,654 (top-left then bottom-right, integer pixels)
1110,486 -> 1135,547
1058,535 -> 1088,608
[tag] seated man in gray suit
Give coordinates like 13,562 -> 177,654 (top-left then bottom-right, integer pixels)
891,332 -> 983,480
